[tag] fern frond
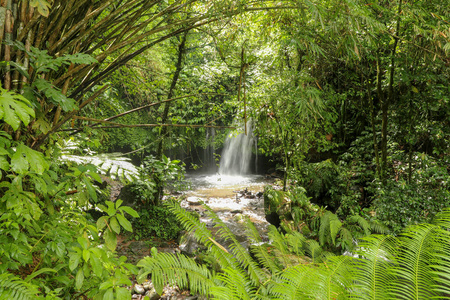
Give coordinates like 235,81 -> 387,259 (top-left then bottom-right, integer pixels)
211,267 -> 257,300
369,220 -> 389,235
270,264 -> 316,300
391,223 -> 446,299
307,256 -> 354,300
0,273 -> 41,300
431,207 -> 450,228
61,152 -> 138,181
352,234 -> 398,300
347,215 -> 370,236
204,205 -> 267,286
304,239 -> 324,263
244,216 -> 262,244
286,231 -> 306,256
137,251 -> 214,296
165,200 -> 236,270
250,243 -> 282,274
319,211 -> 342,246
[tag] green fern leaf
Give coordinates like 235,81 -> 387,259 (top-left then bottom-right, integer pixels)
204,205 -> 267,285
352,234 -> 398,300
0,273 -> 41,300
137,251 -> 214,296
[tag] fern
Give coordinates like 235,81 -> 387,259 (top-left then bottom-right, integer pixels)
352,234 -> 398,300
204,205 -> 268,286
210,267 -> 257,300
137,250 -> 214,296
319,211 -> 342,246
165,200 -> 238,272
0,273 -> 41,300
390,223 -> 447,299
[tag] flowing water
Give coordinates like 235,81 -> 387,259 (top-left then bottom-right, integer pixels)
180,121 -> 271,248
218,120 -> 256,175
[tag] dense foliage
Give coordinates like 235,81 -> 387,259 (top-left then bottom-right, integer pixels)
0,0 -> 448,298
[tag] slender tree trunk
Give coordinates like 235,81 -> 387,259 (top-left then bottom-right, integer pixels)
381,0 -> 402,183
368,72 -> 381,179
153,30 -> 188,204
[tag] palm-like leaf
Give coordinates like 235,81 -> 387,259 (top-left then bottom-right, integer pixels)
391,224 -> 446,299
204,205 -> 268,286
351,234 -> 398,300
137,251 -> 214,296
211,267 -> 257,300
0,273 -> 41,300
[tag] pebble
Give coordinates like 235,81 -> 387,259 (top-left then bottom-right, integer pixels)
133,284 -> 145,295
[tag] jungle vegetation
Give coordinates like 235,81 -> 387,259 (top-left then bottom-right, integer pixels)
0,0 -> 448,299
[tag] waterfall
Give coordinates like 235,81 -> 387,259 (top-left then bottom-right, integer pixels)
219,120 -> 256,175
203,127 -> 216,173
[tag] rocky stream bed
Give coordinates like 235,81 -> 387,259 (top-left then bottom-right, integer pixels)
117,174 -> 273,299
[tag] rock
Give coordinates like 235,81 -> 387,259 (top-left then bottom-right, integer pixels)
145,288 -> 160,300
179,232 -> 206,256
143,281 -> 153,290
263,186 -> 291,228
246,194 -> 256,199
185,296 -> 198,300
133,284 -> 146,295
187,197 -> 202,206
230,209 -> 243,214
256,191 -> 263,198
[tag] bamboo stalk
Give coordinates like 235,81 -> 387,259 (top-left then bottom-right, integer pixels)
4,0 -> 12,90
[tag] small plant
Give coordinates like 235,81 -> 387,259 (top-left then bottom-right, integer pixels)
131,202 -> 183,241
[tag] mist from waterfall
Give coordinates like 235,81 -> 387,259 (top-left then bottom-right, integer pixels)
219,120 -> 256,175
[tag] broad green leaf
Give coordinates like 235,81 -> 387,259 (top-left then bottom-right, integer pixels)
90,255 -> 103,277
116,287 -> 130,300
120,206 -> 139,218
11,147 -> 29,174
34,79 -> 78,111
110,217 -> 121,234
82,249 -> 90,262
69,253 -> 81,271
0,156 -> 9,173
25,268 -> 56,282
75,268 -> 84,290
77,236 -> 88,249
117,214 -> 133,232
0,89 -> 35,131
97,216 -> 108,230
103,288 -> 114,300
11,144 -> 49,175
115,199 -> 123,208
104,229 -> 117,251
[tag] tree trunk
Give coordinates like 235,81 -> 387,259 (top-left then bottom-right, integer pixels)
153,30 -> 188,204
381,0 -> 402,182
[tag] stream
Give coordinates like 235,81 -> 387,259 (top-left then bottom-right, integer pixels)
180,174 -> 272,248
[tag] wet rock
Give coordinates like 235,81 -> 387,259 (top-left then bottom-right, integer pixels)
133,284 -> 146,295
256,191 -> 263,198
143,281 -> 153,290
179,232 -> 206,256
187,198 -> 202,206
246,194 -> 256,199
230,209 -> 243,214
145,288 -> 160,300
263,186 -> 291,228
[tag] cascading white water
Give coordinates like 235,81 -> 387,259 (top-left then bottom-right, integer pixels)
203,127 -> 216,173
219,120 -> 256,175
